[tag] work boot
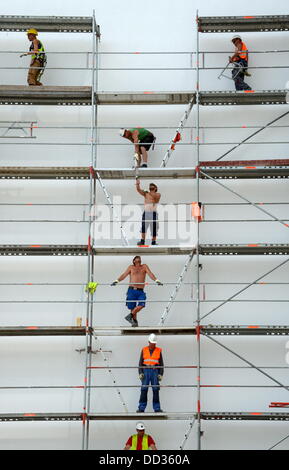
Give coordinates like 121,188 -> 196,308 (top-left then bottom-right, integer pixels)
132,318 -> 138,327
137,239 -> 145,246
136,409 -> 144,412
151,240 -> 158,245
141,163 -> 147,168
154,409 -> 163,413
125,313 -> 134,325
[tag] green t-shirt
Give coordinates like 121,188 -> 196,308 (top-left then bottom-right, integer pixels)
129,128 -> 150,141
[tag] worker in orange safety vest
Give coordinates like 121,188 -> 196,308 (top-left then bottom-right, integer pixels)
137,334 -> 164,412
229,35 -> 251,91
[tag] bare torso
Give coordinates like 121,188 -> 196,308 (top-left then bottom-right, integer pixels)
129,264 -> 147,288
144,192 -> 159,212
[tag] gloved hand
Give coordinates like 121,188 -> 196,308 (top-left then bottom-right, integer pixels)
20,54 -> 28,58
155,279 -> 163,286
111,280 -> 119,286
139,373 -> 144,381
85,282 -> 99,295
158,375 -> 163,382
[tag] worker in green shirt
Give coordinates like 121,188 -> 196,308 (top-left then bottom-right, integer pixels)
119,128 -> 156,167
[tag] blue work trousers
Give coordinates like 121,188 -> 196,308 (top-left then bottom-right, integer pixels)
138,368 -> 161,412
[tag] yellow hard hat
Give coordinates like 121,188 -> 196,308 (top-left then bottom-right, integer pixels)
27,28 -> 38,36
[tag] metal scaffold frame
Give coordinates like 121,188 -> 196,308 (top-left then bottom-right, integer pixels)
194,11 -> 289,451
1,12 -> 289,451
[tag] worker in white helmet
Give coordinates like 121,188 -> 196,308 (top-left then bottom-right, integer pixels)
137,334 -> 164,413
21,28 -> 47,86
124,422 -> 157,450
229,35 -> 251,91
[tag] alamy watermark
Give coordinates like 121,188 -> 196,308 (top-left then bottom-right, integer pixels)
88,197 -> 197,244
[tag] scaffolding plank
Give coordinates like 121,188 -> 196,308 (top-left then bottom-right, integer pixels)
92,246 -> 195,256
201,412 -> 289,421
0,15 -> 98,34
96,92 -> 195,105
0,413 -> 83,422
200,244 -> 289,256
199,159 -> 289,179
0,86 -> 92,106
0,245 -> 195,256
0,245 -> 287,256
0,245 -> 88,256
202,325 -> 289,336
0,167 -> 90,180
93,326 -> 197,336
0,163 -> 287,180
0,325 -> 287,337
89,412 -> 196,421
199,90 -> 287,106
0,89 -> 286,106
198,15 -> 289,33
95,168 -> 195,179
0,327 -> 86,336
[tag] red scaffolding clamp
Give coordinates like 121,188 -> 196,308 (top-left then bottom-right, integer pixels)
196,325 -> 203,342
269,402 -> 289,408
170,132 -> 181,151
89,166 -> 96,179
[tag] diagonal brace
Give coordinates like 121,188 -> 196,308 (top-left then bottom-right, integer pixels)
200,169 -> 289,230
204,334 -> 289,393
216,110 -> 289,162
200,257 -> 289,321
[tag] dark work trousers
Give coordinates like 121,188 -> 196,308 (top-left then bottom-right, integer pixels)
232,59 -> 251,91
138,368 -> 161,412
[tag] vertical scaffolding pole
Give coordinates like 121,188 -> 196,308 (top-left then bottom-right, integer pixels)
195,9 -> 202,451
82,11 -> 98,451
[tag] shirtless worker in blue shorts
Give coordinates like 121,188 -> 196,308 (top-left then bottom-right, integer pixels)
111,256 -> 163,327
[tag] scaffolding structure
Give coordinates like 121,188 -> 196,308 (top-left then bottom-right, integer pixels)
0,12 -> 289,450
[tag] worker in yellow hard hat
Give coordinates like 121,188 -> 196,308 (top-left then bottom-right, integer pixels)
21,28 -> 47,86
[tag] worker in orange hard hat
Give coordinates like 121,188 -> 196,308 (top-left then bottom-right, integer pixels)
21,28 -> 47,86
229,35 -> 251,91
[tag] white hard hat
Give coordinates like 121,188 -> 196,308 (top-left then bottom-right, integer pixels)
136,421 -> 145,430
148,333 -> 157,344
232,35 -> 241,42
119,128 -> 126,136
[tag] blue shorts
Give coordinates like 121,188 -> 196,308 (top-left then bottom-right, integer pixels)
126,287 -> 146,310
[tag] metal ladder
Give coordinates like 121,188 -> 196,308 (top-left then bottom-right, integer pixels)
160,97 -> 195,167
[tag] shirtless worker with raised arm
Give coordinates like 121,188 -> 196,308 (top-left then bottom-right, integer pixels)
111,256 -> 163,327
136,179 -> 161,246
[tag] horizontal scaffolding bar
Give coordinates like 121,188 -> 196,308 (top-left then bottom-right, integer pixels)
1,160 -> 289,180
0,87 -> 286,106
0,15 -> 100,35
198,15 -> 289,33
0,412 -> 288,422
0,245 -> 195,256
0,327 -> 87,336
1,325 -> 289,337
0,244 -> 288,256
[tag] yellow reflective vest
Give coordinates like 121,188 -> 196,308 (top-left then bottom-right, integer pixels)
130,434 -> 149,450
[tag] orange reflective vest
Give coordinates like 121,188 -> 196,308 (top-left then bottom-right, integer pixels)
142,346 -> 162,366
233,42 -> 248,61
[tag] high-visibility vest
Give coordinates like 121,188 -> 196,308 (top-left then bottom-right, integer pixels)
233,42 -> 248,61
142,346 -> 162,366
30,40 -> 46,62
130,434 -> 149,450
